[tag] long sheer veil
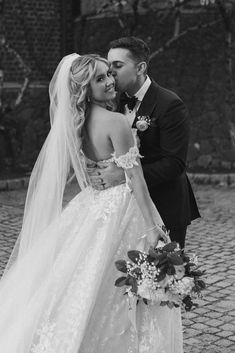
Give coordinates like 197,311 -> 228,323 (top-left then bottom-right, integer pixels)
3,53 -> 90,275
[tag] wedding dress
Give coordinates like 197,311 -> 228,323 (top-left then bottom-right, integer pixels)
0,135 -> 183,353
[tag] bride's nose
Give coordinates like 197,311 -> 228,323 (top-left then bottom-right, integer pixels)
106,75 -> 115,86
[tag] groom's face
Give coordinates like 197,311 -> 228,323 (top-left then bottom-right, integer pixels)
107,48 -> 139,95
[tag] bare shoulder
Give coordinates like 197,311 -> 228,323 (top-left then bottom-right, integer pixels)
91,107 -> 128,136
93,107 -> 124,121
106,111 -> 128,129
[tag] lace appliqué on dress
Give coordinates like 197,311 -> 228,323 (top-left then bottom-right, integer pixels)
31,317 -> 57,353
91,185 -> 127,221
112,145 -> 142,170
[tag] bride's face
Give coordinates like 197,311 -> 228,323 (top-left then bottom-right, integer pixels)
90,61 -> 116,103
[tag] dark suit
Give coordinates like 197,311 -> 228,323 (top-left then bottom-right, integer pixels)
120,80 -> 200,247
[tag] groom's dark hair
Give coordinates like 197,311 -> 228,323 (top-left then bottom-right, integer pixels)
109,37 -> 150,65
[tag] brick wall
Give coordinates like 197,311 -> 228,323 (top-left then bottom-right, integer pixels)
1,0 -> 64,82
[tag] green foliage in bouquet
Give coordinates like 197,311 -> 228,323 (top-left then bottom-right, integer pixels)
115,241 -> 206,311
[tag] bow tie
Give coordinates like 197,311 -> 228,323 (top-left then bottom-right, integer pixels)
120,94 -> 138,111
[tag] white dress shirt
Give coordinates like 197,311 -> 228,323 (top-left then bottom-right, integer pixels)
124,76 -> 151,127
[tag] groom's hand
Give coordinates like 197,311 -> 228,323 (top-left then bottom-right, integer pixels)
88,162 -> 125,190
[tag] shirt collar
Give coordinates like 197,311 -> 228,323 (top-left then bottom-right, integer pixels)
134,75 -> 151,102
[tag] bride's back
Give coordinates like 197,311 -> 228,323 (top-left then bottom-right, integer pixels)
82,105 -> 116,162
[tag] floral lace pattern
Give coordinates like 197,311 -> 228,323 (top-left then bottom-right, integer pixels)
112,145 -> 141,170
91,184 -> 128,221
31,318 -> 57,353
31,215 -> 118,353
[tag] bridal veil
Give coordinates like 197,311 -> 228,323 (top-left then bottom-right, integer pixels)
3,53 -> 90,276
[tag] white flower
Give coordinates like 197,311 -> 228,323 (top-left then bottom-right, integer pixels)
125,286 -> 134,298
157,274 -> 173,289
138,279 -> 154,299
174,264 -> 185,280
155,240 -> 165,249
136,120 -> 149,131
170,277 -> 194,296
181,277 -> 195,293
136,115 -> 151,132
189,254 -> 199,266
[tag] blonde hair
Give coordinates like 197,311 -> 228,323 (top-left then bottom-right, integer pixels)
69,54 -> 109,142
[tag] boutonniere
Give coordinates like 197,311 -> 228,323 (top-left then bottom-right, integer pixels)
136,115 -> 151,132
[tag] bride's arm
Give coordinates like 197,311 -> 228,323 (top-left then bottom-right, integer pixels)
108,114 -> 167,246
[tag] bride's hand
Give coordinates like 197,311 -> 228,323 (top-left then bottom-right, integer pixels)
145,225 -> 169,248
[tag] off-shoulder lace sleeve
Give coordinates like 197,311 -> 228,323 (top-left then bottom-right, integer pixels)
111,145 -> 142,169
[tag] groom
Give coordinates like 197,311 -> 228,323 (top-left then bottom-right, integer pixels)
89,36 -> 200,248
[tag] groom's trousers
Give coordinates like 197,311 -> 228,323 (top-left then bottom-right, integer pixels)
169,227 -> 187,250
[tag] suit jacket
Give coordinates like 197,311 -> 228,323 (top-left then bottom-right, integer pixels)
121,80 -> 200,230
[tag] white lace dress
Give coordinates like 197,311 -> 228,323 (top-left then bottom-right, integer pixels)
0,142 -> 183,353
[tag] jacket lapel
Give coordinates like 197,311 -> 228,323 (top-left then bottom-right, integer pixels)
132,81 -> 159,128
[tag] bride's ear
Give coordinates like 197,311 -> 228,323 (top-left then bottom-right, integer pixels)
86,87 -> 92,102
137,62 -> 147,76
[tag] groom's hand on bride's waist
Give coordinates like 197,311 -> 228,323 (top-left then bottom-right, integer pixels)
87,162 -> 125,190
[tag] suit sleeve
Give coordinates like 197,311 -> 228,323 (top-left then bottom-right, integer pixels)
142,100 -> 189,188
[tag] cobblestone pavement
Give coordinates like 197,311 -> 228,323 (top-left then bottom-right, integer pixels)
0,183 -> 235,352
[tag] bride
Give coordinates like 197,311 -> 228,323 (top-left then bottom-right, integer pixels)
0,53 -> 183,352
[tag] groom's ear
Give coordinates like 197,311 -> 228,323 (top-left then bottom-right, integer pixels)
137,61 -> 147,76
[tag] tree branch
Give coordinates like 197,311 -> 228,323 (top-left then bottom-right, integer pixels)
150,18 -> 221,60
173,8 -> 181,37
0,37 -> 31,109
0,37 -> 31,76
15,77 -> 29,107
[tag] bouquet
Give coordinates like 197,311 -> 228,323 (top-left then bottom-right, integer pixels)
115,241 -> 205,311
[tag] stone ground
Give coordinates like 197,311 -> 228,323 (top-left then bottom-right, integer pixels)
0,183 -> 235,352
